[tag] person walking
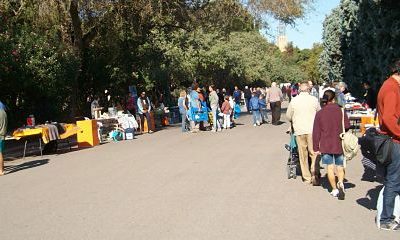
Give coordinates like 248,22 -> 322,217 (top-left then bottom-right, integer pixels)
244,86 -> 252,113
249,92 -> 261,126
286,83 -> 321,185
137,91 -> 154,133
281,85 -> 287,100
0,101 -> 7,176
336,82 -> 347,107
267,82 -> 283,125
377,61 -> 400,231
220,96 -> 231,130
286,85 -> 292,102
209,85 -> 222,132
313,90 -> 350,200
259,94 -> 269,124
178,91 -> 188,132
308,81 -> 319,99
233,86 -> 242,105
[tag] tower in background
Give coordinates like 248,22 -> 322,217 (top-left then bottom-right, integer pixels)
276,22 -> 288,52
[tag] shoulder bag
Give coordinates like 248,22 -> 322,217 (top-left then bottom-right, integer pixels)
340,108 -> 359,166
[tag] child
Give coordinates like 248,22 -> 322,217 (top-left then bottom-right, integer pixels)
249,92 -> 261,126
221,95 -> 232,129
259,94 -> 269,124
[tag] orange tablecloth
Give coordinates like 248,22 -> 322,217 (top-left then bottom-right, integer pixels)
13,124 -> 79,144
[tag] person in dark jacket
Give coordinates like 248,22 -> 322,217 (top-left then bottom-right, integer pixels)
233,86 -> 242,104
313,90 -> 350,200
249,92 -> 261,126
244,86 -> 252,113
362,81 -> 377,109
258,94 -> 269,124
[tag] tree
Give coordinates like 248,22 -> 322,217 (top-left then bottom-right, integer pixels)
319,0 -> 400,96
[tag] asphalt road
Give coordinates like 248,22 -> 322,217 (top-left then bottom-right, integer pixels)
0,111 -> 397,239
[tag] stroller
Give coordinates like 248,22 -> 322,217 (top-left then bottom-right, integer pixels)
285,126 -> 299,179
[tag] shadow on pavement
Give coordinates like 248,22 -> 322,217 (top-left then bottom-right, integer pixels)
320,175 -> 356,193
271,121 -> 286,126
356,185 -> 383,210
4,159 -> 49,175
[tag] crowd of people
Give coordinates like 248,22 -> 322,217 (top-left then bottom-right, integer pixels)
178,83 -> 239,133
177,82 -> 287,133
285,61 -> 400,231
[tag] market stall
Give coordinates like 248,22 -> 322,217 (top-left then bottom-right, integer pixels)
345,102 -> 377,135
12,123 -> 80,158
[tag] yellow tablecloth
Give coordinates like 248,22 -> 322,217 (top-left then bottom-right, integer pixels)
13,124 -> 79,144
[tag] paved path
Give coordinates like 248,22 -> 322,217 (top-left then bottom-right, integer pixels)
0,112 -> 397,239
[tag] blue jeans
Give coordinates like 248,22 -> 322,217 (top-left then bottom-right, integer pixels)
381,142 -> 400,224
252,110 -> 260,124
211,107 -> 221,130
321,154 -> 344,166
260,108 -> 268,122
180,112 -> 187,132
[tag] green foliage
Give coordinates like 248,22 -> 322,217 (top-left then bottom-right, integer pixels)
319,0 -> 400,96
0,0 -> 315,127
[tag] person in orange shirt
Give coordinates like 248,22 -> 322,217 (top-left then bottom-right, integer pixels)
377,60 -> 400,231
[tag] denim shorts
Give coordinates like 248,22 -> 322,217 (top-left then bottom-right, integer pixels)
322,154 -> 344,166
0,139 -> 4,153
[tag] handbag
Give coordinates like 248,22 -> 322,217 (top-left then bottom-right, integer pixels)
340,108 -> 359,165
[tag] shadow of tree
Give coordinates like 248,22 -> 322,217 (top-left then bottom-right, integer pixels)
4,159 -> 49,175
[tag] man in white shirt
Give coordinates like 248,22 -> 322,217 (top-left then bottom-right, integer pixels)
286,82 -> 321,185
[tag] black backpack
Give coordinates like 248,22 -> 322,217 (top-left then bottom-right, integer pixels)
359,127 -> 393,166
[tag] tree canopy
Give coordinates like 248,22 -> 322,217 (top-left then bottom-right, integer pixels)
319,0 -> 400,96
0,0 -> 316,127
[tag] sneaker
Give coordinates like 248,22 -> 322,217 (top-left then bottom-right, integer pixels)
253,124 -> 257,127
392,222 -> 400,231
380,221 -> 396,231
337,182 -> 345,200
330,189 -> 339,197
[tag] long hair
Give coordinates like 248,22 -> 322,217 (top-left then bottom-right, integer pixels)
321,90 -> 335,106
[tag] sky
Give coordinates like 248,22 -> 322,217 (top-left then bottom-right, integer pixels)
265,0 -> 341,49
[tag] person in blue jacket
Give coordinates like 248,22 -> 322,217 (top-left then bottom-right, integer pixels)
249,92 -> 261,126
258,94 -> 269,124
